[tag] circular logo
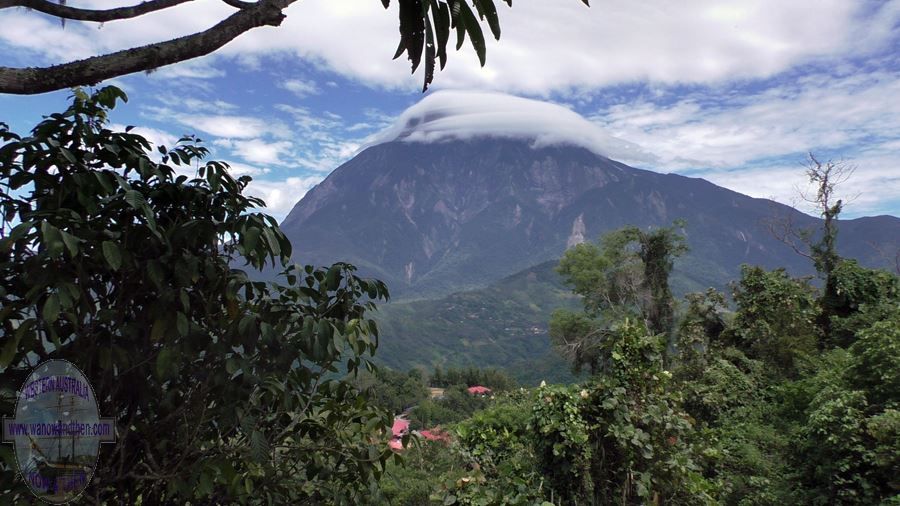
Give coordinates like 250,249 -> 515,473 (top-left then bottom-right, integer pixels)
2,360 -> 115,503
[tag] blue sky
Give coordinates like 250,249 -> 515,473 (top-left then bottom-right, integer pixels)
1,0 -> 899,220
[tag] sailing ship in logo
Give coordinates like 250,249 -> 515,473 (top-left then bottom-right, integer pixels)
3,360 -> 115,504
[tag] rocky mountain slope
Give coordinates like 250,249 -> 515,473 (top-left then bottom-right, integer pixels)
281,137 -> 900,300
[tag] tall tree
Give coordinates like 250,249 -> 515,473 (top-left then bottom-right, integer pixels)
767,153 -> 857,345
0,0 -> 589,94
550,221 -> 688,373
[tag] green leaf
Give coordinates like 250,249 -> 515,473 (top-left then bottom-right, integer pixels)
459,1 -> 486,65
422,11 -> 436,91
431,0 -> 451,69
0,324 -> 24,368
397,0 -> 426,72
123,189 -> 145,209
60,229 -> 80,256
325,264 -> 342,289
156,347 -> 178,380
473,0 -> 501,40
239,314 -> 255,336
226,357 -> 240,375
43,293 -> 61,323
102,241 -> 122,270
250,430 -> 269,462
243,226 -> 261,252
40,221 -> 65,258
150,318 -> 167,342
176,312 -> 189,336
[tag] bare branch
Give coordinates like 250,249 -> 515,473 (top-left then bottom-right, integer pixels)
0,0 -> 297,94
867,240 -> 900,275
0,0 -> 194,22
763,202 -> 815,261
800,152 -> 858,211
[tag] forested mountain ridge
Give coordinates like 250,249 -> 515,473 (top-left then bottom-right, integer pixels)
374,260 -> 580,385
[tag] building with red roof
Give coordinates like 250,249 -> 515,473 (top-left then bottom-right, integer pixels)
389,417 -> 410,451
467,385 -> 492,395
419,428 -> 451,444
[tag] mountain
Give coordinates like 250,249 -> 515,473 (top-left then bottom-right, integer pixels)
281,135 -> 900,300
278,91 -> 900,376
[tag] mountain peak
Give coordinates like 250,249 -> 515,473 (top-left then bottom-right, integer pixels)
372,90 -> 656,165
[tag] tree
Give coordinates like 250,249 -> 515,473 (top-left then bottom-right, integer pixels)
551,221 -> 688,374
357,367 -> 429,414
767,153 -> 856,344
0,88 -> 392,503
674,287 -> 727,367
725,265 -> 819,377
0,0 -> 589,95
536,320 -> 716,505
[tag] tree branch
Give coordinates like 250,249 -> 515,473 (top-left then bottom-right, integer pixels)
221,0 -> 258,8
0,0 -> 297,94
0,0 -> 194,22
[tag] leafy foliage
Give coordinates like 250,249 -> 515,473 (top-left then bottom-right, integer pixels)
0,88 -> 392,503
551,222 -> 688,374
375,260 -> 581,385
387,0 -> 589,91
725,265 -> 819,377
431,366 -> 516,391
358,367 -> 430,414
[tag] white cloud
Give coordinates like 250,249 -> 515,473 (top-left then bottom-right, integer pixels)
109,124 -> 179,151
579,69 -> 900,217
693,156 -> 900,218
171,96 -> 238,114
190,114 -> 290,139
144,106 -> 291,140
146,58 -> 226,80
593,70 -> 900,169
3,0 -> 897,94
245,176 -> 324,219
279,78 -> 319,98
221,161 -> 270,177
372,90 -> 656,165
215,138 -> 294,165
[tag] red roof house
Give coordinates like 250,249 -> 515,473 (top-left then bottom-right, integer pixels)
419,428 -> 451,444
467,385 -> 492,395
389,417 -> 410,451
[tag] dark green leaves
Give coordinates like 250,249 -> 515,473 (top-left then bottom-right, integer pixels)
473,0 -> 501,40
396,0 -> 426,74
40,221 -> 65,258
457,1 -> 486,66
102,241 -> 122,270
2,85 -> 395,504
42,293 -> 60,323
389,0 -> 589,91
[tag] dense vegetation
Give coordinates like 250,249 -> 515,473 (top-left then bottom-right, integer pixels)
375,198 -> 900,504
375,261 -> 581,385
1,89 -> 897,505
0,89 -> 393,503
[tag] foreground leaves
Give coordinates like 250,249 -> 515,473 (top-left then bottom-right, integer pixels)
0,88 -> 393,503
